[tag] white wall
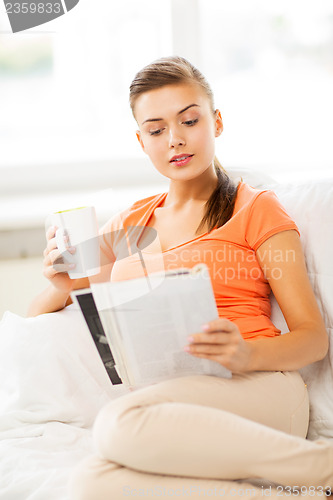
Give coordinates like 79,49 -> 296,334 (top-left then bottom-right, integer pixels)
0,183 -> 168,319
0,257 -> 48,319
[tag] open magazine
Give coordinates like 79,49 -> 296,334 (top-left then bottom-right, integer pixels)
71,264 -> 231,388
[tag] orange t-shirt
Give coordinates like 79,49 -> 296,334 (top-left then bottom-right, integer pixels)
98,182 -> 300,340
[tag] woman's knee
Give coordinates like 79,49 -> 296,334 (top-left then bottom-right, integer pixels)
92,390 -> 158,467
283,371 -> 309,437
91,380 -> 185,468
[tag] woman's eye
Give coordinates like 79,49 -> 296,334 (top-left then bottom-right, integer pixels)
149,128 -> 163,136
148,120 -> 197,135
183,119 -> 198,126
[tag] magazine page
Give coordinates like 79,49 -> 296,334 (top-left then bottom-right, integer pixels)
70,289 -> 122,385
92,265 -> 231,387
88,282 -> 132,386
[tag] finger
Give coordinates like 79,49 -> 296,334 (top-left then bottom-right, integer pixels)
45,225 -> 71,247
44,263 -> 75,279
43,236 -> 58,257
187,332 -> 230,345
46,248 -> 71,268
51,248 -> 76,273
52,262 -> 76,274
43,248 -> 62,270
44,263 -> 65,280
202,318 -> 236,333
43,254 -> 63,279
46,225 -> 58,241
44,232 -> 74,258
43,251 -> 76,277
184,343 -> 227,355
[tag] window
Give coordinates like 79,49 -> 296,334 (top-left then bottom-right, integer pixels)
1,0 -> 332,188
197,0 -> 333,179
0,0 -> 172,172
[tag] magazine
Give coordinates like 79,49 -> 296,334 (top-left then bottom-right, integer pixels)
71,264 -> 231,388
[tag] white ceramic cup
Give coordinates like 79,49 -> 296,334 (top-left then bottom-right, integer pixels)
46,206 -> 100,279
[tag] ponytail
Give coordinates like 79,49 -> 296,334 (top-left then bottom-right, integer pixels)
196,157 -> 239,234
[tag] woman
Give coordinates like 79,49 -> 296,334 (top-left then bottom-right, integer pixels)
29,57 -> 332,497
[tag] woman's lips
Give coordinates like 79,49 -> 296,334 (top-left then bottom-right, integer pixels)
170,154 -> 194,166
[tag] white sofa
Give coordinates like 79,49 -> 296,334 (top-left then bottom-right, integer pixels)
267,179 -> 333,441
230,170 -> 333,441
0,171 -> 332,498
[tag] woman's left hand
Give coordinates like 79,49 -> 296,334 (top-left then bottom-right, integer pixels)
185,318 -> 253,373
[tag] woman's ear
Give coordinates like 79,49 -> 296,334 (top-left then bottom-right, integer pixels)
136,130 -> 146,152
214,109 -> 223,137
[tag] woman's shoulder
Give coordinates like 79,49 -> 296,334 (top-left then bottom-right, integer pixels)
234,181 -> 280,213
100,192 -> 167,234
130,192 -> 167,211
231,182 -> 299,250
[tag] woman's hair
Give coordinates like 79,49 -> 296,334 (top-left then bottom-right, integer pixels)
129,56 -> 239,234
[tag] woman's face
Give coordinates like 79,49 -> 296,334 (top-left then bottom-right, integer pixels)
134,83 -> 223,182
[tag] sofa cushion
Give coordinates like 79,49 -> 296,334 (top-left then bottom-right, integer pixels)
259,179 -> 333,440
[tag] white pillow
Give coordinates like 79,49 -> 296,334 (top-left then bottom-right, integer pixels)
0,305 -> 128,436
263,180 -> 333,440
227,167 -> 276,188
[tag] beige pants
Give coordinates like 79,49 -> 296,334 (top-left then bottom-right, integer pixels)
70,372 -> 333,499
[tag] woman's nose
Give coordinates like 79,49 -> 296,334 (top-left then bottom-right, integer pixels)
168,129 -> 185,148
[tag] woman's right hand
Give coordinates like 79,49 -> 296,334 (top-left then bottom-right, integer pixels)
43,226 -> 77,294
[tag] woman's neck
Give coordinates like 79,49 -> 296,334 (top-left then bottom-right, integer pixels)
163,168 -> 218,209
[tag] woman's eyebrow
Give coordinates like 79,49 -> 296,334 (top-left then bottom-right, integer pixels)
141,104 -> 200,125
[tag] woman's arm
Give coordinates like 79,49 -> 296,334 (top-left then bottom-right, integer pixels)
27,279 -> 89,317
27,226 -> 90,317
185,230 -> 329,372
248,229 -> 328,370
